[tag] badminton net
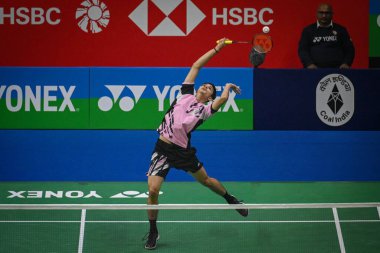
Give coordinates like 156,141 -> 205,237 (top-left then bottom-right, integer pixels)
0,203 -> 379,253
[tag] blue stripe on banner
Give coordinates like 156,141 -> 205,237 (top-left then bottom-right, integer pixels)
370,0 -> 380,14
1,130 -> 379,181
0,68 -> 89,99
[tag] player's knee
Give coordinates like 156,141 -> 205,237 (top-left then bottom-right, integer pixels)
148,185 -> 160,199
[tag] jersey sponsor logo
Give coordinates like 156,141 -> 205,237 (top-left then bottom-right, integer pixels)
0,85 -> 76,112
316,74 -> 354,126
129,0 -> 205,36
313,35 -> 337,43
76,0 -> 110,33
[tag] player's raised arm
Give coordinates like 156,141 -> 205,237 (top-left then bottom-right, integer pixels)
212,83 -> 241,111
184,38 -> 229,84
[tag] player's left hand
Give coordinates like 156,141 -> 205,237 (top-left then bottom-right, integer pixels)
226,83 -> 241,94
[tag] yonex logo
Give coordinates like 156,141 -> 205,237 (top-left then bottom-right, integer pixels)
110,191 -> 163,198
76,0 -> 110,33
313,36 -> 337,43
313,37 -> 322,43
98,85 -> 146,112
129,0 -> 205,36
0,85 -> 76,112
316,74 -> 355,127
7,190 -> 162,199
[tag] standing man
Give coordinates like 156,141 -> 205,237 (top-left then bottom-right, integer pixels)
144,38 -> 248,250
298,3 -> 355,69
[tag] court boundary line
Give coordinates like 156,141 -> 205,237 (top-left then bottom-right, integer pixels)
77,209 -> 86,253
0,203 -> 379,210
333,208 -> 346,253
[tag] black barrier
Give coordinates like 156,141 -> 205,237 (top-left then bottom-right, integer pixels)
254,69 -> 380,130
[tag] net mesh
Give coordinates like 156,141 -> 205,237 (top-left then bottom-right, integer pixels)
0,203 -> 379,253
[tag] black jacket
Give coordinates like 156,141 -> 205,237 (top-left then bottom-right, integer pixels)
298,22 -> 355,68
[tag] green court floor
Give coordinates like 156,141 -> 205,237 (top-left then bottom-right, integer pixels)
0,182 -> 379,253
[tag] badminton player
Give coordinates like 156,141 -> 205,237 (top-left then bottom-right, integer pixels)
144,38 -> 248,250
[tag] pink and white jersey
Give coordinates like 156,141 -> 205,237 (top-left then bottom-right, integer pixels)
158,83 -> 216,148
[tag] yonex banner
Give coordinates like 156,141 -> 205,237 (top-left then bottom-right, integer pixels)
254,69 -> 380,130
0,68 -> 89,129
90,68 -> 253,129
0,0 -> 368,68
0,67 -> 253,130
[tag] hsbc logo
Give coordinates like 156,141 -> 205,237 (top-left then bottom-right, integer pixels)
0,7 -> 61,25
129,0 -> 205,36
76,0 -> 110,33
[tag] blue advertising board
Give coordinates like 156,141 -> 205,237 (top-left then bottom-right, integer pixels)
254,69 -> 380,130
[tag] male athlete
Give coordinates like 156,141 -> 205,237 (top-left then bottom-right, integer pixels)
144,38 -> 248,250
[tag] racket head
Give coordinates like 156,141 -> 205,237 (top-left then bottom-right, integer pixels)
249,46 -> 266,67
252,34 -> 273,53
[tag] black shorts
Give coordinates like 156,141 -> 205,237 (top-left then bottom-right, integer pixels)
146,139 -> 203,179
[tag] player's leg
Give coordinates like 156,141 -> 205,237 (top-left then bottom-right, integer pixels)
190,166 -> 227,195
145,146 -> 170,250
145,175 -> 164,250
191,166 -> 249,217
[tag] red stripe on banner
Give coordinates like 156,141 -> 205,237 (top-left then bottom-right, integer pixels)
0,0 -> 369,68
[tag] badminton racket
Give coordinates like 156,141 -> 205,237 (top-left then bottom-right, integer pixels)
217,34 -> 273,53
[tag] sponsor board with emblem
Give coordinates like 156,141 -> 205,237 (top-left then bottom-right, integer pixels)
316,74 -> 354,127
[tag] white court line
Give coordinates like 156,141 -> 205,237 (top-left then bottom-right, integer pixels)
1,220 -> 380,223
1,203 -> 379,210
333,208 -> 346,253
377,206 -> 380,219
77,209 -> 86,253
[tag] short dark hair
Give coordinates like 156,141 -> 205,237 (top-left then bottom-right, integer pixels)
203,82 -> 217,100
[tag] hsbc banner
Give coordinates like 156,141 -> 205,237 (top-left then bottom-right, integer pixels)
0,0 -> 368,68
0,67 -> 253,130
254,69 -> 380,130
90,67 -> 253,130
0,68 -> 89,129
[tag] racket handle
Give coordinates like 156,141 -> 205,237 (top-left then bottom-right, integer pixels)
216,40 -> 233,44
